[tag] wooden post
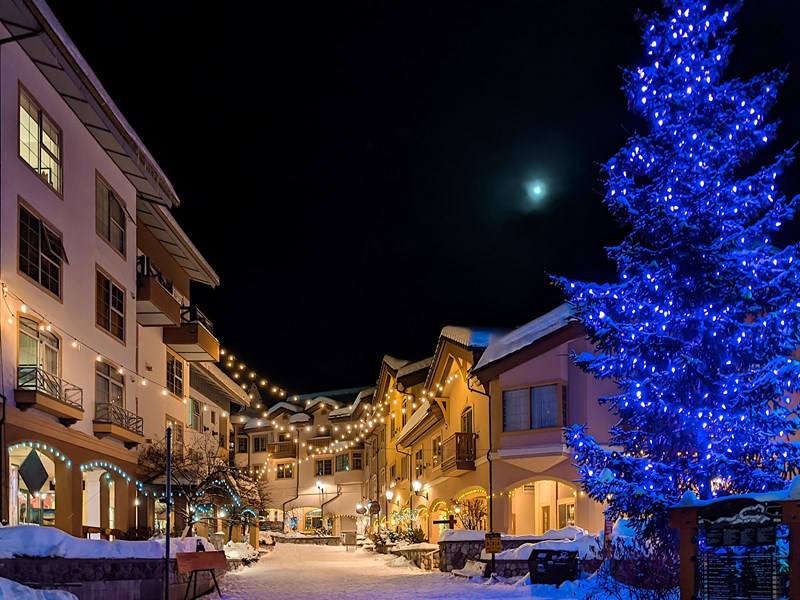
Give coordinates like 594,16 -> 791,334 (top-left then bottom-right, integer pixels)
668,506 -> 698,600
780,500 -> 800,600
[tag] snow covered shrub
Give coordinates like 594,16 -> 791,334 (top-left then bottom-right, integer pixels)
587,533 -> 679,600
401,528 -> 427,544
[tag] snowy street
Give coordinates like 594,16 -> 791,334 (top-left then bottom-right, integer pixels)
220,544 -> 565,600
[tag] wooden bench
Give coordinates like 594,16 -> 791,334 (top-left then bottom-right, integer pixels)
175,551 -> 226,600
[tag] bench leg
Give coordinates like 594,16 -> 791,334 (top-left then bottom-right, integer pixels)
193,570 -> 198,600
183,571 -> 194,600
210,570 -> 222,598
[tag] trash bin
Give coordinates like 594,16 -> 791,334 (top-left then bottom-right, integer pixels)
527,549 -> 579,585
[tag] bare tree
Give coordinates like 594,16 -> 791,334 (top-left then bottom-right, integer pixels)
452,497 -> 487,531
138,432 -> 270,535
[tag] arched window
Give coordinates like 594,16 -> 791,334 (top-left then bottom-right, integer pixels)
461,406 -> 473,434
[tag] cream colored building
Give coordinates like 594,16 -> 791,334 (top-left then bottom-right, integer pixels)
0,0 -> 222,538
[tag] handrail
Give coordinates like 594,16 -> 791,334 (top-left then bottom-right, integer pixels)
180,305 -> 214,333
17,366 -> 83,409
268,442 -> 297,457
95,401 -> 144,436
136,255 -> 174,293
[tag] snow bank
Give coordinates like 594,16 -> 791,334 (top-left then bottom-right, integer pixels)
439,525 -> 585,543
676,474 -> 800,507
393,542 -> 439,551
0,526 -> 212,559
224,541 -> 260,562
258,531 -> 274,545
480,531 -> 600,561
0,577 -> 77,599
272,530 -> 306,538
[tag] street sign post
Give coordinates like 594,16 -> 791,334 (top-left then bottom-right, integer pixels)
485,532 -> 502,576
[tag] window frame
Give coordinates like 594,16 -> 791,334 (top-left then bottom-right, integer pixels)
461,406 -> 473,434
315,459 -> 332,476
253,436 -> 268,453
95,359 -> 125,408
432,434 -> 442,468
165,416 -> 184,457
335,454 -> 350,472
18,201 -> 65,301
237,437 -> 248,454
166,350 -> 184,398
95,266 -> 126,343
414,448 -> 424,479
95,172 -> 126,257
276,463 -> 293,479
18,84 -> 63,197
501,382 -> 566,433
352,452 -> 363,471
18,315 -> 61,378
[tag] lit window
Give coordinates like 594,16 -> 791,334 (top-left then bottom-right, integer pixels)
335,454 -> 350,472
19,88 -> 62,194
96,270 -> 125,341
96,360 -> 125,407
315,459 -> 332,476
189,398 -> 202,431
277,463 -> 293,479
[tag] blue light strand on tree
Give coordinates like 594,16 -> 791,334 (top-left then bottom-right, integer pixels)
554,0 -> 800,538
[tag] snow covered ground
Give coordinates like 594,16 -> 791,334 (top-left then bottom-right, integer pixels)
219,543 -> 592,600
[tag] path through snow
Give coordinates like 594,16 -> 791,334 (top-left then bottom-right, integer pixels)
219,543 -> 582,600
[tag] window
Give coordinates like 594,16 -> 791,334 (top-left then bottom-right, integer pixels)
19,205 -> 66,298
96,360 -> 124,407
461,406 -> 473,434
95,176 -> 125,254
402,401 -> 408,427
315,459 -> 332,476
352,452 -> 363,470
166,352 -> 183,397
389,464 -> 396,484
210,411 -> 217,425
400,455 -> 408,480
276,463 -> 293,479
502,384 -> 560,432
336,454 -> 350,472
18,316 -> 59,378
415,448 -> 424,479
189,398 -> 202,431
166,416 -> 184,456
432,435 -> 442,468
19,87 -> 62,194
254,436 -> 267,453
278,432 -> 292,442
237,437 -> 248,454
96,269 -> 124,341
305,516 -> 322,530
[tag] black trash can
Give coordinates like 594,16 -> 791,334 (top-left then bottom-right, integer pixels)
527,549 -> 579,585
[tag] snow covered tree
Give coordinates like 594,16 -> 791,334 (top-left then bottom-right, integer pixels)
556,0 -> 800,537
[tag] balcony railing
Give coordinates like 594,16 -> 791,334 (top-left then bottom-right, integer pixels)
306,436 -> 332,453
268,442 -> 297,459
95,402 -> 144,436
181,305 -> 214,333
137,255 -> 174,293
17,366 -> 83,409
441,432 -> 477,474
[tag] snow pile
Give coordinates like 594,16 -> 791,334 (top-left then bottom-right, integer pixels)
480,530 -> 599,561
440,525 -> 585,543
224,541 -> 260,562
0,578 -> 77,600
0,526 -> 213,559
259,531 -> 274,545
272,530 -> 306,538
393,542 -> 439,552
385,555 -> 417,569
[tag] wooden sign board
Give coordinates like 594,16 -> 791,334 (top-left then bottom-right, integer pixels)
175,551 -> 227,574
484,532 -> 502,554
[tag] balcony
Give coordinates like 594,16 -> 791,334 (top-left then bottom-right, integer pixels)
441,432 -> 477,475
163,306 -> 220,362
306,436 -> 332,455
16,367 -> 84,426
136,256 -> 180,327
93,402 -> 145,449
267,442 -> 297,459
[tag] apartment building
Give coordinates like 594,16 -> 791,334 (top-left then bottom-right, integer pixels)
0,0 -> 221,537
232,389 -> 372,535
353,305 -> 616,542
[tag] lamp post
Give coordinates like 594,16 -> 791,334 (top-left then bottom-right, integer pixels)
317,480 -> 324,528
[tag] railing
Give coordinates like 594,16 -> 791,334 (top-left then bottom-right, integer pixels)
136,255 -> 174,293
17,366 -> 83,409
441,432 -> 477,470
180,305 -> 214,333
307,436 -> 332,448
95,402 -> 144,436
267,442 -> 297,458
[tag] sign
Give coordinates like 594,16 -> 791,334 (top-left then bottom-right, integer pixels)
484,532 -> 502,554
695,499 -> 788,600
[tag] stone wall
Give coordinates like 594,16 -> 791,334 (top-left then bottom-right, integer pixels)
438,538 -> 536,572
391,548 -> 440,571
273,535 -> 341,546
0,557 -> 219,599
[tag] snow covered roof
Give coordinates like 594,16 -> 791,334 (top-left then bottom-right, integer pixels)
382,355 -> 410,371
243,418 -> 271,431
266,402 -> 299,416
328,405 -> 354,418
439,326 -> 506,350
397,357 -> 433,380
0,1 -> 219,287
396,400 -> 432,444
288,413 -> 311,424
306,397 -> 339,412
473,304 -> 573,374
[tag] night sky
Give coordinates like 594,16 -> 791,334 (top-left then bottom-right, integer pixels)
44,1 -> 800,395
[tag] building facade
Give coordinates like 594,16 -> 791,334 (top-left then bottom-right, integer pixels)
0,0 -> 223,538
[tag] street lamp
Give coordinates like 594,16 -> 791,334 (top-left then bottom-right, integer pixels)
411,479 -> 428,499
386,489 -> 394,501
317,480 -> 325,528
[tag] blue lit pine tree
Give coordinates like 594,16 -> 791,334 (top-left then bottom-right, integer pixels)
556,0 -> 800,537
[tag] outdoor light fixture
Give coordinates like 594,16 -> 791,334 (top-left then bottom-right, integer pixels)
386,489 -> 394,501
411,479 -> 428,499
